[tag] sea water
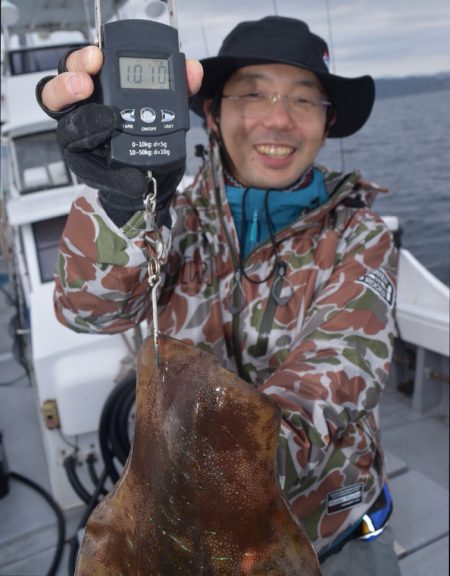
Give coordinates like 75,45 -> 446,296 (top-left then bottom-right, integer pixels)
318,89 -> 450,287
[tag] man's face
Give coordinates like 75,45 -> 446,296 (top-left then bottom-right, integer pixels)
204,63 -> 329,189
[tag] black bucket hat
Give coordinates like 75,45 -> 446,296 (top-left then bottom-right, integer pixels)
190,16 -> 375,138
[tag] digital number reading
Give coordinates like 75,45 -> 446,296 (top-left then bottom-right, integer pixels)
119,57 -> 170,90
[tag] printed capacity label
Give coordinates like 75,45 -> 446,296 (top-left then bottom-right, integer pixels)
128,140 -> 171,157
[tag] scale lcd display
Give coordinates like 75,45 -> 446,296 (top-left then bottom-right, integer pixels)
119,57 -> 170,89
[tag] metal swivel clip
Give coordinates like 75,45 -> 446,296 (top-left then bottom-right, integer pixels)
144,172 -> 165,362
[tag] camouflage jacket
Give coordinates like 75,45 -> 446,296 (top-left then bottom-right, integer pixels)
55,143 -> 398,554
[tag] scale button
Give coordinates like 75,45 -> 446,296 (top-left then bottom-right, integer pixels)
140,108 -> 157,123
161,109 -> 176,122
120,108 -> 135,122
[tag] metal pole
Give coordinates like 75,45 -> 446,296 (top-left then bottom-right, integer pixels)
166,0 -> 179,30
95,0 -> 102,48
324,0 -> 346,171
324,0 -> 336,73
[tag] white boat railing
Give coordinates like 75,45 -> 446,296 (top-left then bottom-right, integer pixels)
396,248 -> 449,358
382,216 -> 449,358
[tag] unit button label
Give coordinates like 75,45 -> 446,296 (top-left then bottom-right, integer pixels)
161,109 -> 176,122
140,107 -> 157,123
120,108 -> 135,122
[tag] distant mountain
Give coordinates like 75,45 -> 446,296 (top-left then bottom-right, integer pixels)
375,72 -> 450,99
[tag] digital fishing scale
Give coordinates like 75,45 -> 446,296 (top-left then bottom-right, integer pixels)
95,0 -> 189,173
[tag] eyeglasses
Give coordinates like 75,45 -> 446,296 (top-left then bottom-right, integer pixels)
221,91 -> 331,121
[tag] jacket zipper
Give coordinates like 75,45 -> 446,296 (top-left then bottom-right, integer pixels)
212,170 -> 356,383
212,182 -> 250,380
251,172 -> 356,359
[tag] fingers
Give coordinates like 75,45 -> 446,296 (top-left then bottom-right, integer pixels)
41,71 -> 95,112
186,59 -> 204,97
65,46 -> 103,75
41,46 -> 103,112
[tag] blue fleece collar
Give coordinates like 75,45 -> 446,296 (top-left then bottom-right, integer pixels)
226,167 -> 328,257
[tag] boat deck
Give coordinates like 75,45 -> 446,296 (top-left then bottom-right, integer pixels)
0,267 -> 448,576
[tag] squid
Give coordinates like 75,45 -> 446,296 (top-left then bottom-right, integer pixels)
75,335 -> 322,575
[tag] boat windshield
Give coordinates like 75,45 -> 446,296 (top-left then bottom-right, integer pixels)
14,131 -> 72,194
8,44 -> 83,75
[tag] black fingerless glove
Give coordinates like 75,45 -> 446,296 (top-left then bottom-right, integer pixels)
36,70 -> 183,228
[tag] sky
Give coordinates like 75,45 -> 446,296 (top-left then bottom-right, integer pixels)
1,0 -> 449,79
125,0 -> 450,79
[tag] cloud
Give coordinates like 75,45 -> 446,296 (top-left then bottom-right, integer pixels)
174,0 -> 450,77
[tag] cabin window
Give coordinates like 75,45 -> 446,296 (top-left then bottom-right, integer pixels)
9,44 -> 84,75
14,131 -> 72,194
32,215 -> 67,283
1,142 -> 9,196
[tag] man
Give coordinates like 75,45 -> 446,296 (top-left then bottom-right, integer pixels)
37,15 -> 400,575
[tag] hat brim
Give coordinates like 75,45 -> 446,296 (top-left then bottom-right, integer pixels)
190,56 -> 375,138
